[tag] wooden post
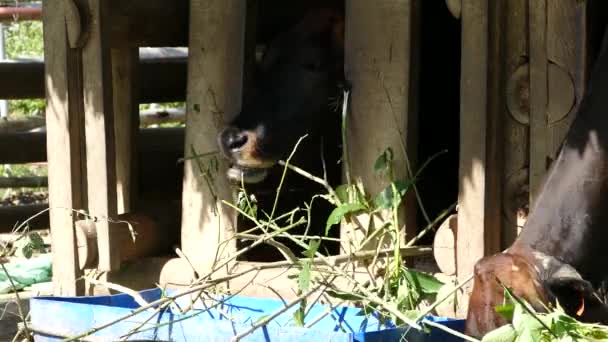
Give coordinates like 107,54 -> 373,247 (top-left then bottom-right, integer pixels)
82,0 -> 120,272
181,0 -> 245,273
43,0 -> 87,296
456,0 -> 503,315
343,0 -> 419,252
112,48 -> 139,214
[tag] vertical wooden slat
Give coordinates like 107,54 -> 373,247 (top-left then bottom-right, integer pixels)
83,0 -> 120,271
546,2 -> 586,160
43,0 -> 86,296
528,0 -> 548,205
343,0 -> 419,252
112,48 -> 139,214
502,0 -> 529,247
181,0 -> 245,273
456,0 -> 502,315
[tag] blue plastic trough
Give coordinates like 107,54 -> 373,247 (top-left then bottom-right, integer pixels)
30,288 -> 465,341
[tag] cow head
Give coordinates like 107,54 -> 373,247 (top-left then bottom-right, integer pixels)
218,8 -> 344,183
465,250 -> 608,338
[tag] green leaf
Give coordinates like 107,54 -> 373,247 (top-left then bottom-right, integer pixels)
298,261 -> 311,292
335,184 -> 351,204
481,324 -> 517,342
325,203 -> 366,235
303,240 -> 320,259
334,184 -> 367,207
373,179 -> 415,209
13,233 -> 46,259
406,269 -> 444,294
293,300 -> 307,327
495,303 -> 515,322
28,232 -> 45,250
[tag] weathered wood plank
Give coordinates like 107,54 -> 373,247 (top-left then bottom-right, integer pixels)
180,0 -> 245,273
528,0 -> 549,206
112,48 -> 139,214
502,0 -> 529,247
82,0 -> 119,272
42,0 -> 86,296
546,2 -> 586,161
343,0 -> 419,252
107,0 -> 189,47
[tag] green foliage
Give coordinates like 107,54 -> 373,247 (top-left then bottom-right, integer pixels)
5,21 -> 43,59
373,179 -> 415,210
0,164 -> 47,178
325,203 -> 365,235
483,292 -> 608,342
4,21 -> 46,116
319,147 -> 447,324
13,232 -> 45,258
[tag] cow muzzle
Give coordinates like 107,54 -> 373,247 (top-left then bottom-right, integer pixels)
218,126 -> 274,184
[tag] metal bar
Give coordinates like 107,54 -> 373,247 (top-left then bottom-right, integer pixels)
0,7 -> 42,22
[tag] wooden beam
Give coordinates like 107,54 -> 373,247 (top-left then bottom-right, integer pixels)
75,206 -> 180,270
0,128 -> 183,165
343,0 -> 420,252
181,0 -> 245,273
0,131 -> 46,163
0,203 -> 49,232
0,55 -> 186,102
107,0 -> 189,47
82,0 -> 119,272
42,0 -> 86,296
0,176 -> 47,188
89,257 -> 196,295
0,116 -> 46,134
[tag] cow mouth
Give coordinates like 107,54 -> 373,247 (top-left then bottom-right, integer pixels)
226,166 -> 269,184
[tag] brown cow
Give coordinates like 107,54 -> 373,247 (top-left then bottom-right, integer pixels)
465,31 -> 608,337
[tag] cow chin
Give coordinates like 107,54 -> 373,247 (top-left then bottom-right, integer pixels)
226,166 -> 270,184
225,155 -> 276,184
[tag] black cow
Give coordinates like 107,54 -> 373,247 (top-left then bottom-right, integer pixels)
218,7 -> 344,184
465,31 -> 608,337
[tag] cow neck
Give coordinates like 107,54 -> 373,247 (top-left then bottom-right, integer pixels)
512,42 -> 608,281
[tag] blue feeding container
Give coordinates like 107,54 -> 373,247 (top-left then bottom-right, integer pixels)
30,288 -> 465,341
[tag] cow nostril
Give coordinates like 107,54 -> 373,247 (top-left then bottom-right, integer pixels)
226,131 -> 248,151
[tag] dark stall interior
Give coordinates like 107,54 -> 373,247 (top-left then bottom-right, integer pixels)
415,1 -> 461,245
